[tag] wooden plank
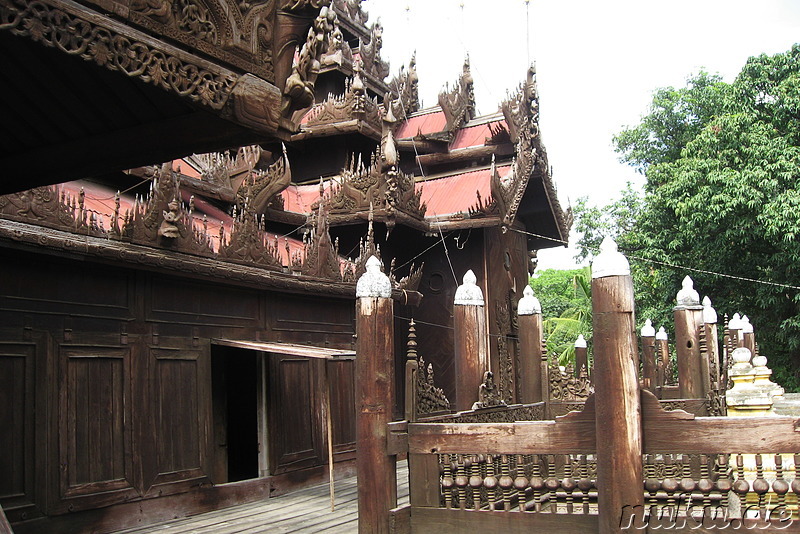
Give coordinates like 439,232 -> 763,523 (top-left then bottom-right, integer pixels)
408,401 -> 597,455
409,508 -> 598,533
389,504 -> 411,534
642,390 -> 800,453
387,421 -> 408,456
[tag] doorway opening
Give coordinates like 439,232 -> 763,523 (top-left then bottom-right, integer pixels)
211,346 -> 262,483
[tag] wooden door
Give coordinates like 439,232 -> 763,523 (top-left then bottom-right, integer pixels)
267,354 -> 325,475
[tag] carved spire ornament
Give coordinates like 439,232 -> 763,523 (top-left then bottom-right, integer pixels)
675,275 -> 701,307
356,255 -> 392,298
641,319 -> 656,338
454,270 -> 484,306
591,237 -> 630,278
517,285 -> 542,316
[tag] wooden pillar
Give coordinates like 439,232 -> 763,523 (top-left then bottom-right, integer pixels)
517,285 -> 543,403
574,334 -> 588,377
728,313 -> 744,349
741,315 -> 756,355
702,297 -> 719,398
640,319 -> 656,393
655,327 -> 669,392
453,270 -> 488,411
673,276 -> 705,399
591,238 -> 643,534
355,256 -> 396,534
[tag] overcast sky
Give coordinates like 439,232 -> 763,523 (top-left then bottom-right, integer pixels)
363,0 -> 800,269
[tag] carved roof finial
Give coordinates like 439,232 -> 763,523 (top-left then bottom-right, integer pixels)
675,275 -> 700,307
517,285 -> 541,316
356,255 -> 392,298
406,319 -> 417,361
591,236 -> 630,278
702,296 -> 717,324
454,269 -> 484,306
641,318 -> 655,337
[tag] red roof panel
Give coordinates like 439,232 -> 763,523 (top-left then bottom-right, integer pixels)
417,164 -> 511,217
396,110 -> 447,138
450,120 -> 505,150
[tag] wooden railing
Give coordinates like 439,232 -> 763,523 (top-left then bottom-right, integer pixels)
394,392 -> 800,532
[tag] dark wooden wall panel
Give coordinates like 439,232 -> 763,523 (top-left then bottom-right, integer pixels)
58,345 -> 137,512
148,277 -> 260,327
0,344 -> 35,510
271,295 -> 353,340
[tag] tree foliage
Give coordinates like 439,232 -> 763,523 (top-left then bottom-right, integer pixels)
530,267 -> 592,366
581,44 -> 800,390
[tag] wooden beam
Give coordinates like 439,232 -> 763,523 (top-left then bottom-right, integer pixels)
407,401 -> 597,455
641,390 -> 800,453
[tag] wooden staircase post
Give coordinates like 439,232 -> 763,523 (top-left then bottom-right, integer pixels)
355,256 -> 396,534
591,238 -> 644,534
517,285 -> 543,403
452,269 -> 488,411
674,276 -> 705,399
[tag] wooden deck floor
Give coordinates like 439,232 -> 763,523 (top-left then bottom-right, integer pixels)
114,462 -> 409,534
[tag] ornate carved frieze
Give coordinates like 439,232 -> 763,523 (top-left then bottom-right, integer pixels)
121,164 -> 215,256
327,108 -> 426,223
303,61 -> 381,130
126,0 -> 280,81
548,359 -> 592,402
388,53 -> 419,119
0,184 -> 106,237
331,0 -> 366,25
438,57 -> 475,133
218,204 -> 283,272
1,0 -> 239,110
416,355 -> 450,415
357,20 -> 389,81
234,145 -> 292,213
282,5 -> 335,117
297,201 -> 345,280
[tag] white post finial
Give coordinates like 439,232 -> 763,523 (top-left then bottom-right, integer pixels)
656,326 -> 668,341
454,269 -> 484,305
356,255 -> 392,298
728,313 -> 742,330
741,315 -> 753,334
591,236 -> 630,278
518,285 -> 541,315
675,275 -> 700,306
641,319 -> 655,337
574,334 -> 587,348
702,296 -> 717,324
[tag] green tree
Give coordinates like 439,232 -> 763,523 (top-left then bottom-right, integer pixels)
601,44 -> 800,391
530,267 -> 592,366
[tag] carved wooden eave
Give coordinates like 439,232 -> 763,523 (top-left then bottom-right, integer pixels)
387,52 -> 420,119
437,57 -> 476,135
324,151 -> 427,231
233,144 -> 292,213
298,65 -> 383,140
489,65 -> 571,244
0,0 -> 330,136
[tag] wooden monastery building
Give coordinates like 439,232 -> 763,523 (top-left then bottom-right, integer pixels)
0,0 -> 570,532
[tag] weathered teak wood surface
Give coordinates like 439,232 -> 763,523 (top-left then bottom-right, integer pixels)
111,462 -> 409,534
